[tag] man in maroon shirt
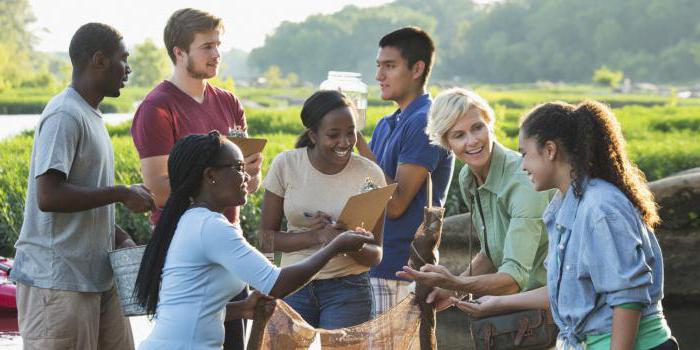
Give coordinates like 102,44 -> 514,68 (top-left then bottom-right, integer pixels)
130,8 -> 262,350
131,8 -> 262,224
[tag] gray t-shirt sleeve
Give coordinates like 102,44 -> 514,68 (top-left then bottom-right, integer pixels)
34,111 -> 81,178
201,215 -> 281,295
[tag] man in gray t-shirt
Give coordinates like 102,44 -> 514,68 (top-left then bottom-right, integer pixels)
10,23 -> 155,350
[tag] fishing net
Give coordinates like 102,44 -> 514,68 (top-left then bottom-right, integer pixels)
250,178 -> 444,350
257,294 -> 422,350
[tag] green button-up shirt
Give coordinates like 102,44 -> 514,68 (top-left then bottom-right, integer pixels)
459,141 -> 552,291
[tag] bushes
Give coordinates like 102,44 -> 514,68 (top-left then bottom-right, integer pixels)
649,119 -> 700,133
592,66 -> 624,88
0,86 -> 147,114
0,135 -> 32,256
2,98 -> 700,255
0,121 -> 305,255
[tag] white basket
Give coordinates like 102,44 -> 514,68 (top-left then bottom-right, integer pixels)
109,245 -> 147,316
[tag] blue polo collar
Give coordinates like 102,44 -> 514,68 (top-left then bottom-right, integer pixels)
395,93 -> 431,123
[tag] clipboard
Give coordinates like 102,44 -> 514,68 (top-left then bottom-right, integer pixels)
337,183 -> 397,230
227,137 -> 267,157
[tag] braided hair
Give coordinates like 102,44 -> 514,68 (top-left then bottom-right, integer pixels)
295,90 -> 354,148
520,100 -> 660,228
134,130 -> 225,315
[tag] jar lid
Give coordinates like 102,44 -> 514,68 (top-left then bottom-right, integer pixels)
327,71 -> 362,79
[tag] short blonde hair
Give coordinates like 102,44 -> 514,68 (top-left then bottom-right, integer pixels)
426,87 -> 495,150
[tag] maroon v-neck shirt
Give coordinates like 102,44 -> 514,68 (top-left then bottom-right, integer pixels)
131,80 -> 247,224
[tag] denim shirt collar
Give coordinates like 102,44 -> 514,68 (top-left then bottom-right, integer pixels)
542,177 -> 592,231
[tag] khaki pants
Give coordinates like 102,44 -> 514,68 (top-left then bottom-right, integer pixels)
16,283 -> 134,350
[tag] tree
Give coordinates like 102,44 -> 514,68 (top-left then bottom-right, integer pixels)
0,42 -> 23,91
220,48 -> 253,80
262,65 -> 285,88
286,73 -> 299,87
128,39 -> 170,87
249,4 -> 433,84
0,0 -> 36,90
593,66 -> 624,88
209,76 -> 235,92
0,0 -> 36,53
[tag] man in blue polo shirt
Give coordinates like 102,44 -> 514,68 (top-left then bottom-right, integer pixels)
356,27 -> 454,314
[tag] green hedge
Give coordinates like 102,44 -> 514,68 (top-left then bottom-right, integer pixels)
4,85 -> 700,115
2,102 -> 700,256
0,87 -> 145,114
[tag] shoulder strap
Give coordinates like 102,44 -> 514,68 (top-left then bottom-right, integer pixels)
473,175 -> 491,260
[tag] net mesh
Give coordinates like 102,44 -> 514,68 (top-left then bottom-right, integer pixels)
258,294 -> 422,350
252,183 -> 444,350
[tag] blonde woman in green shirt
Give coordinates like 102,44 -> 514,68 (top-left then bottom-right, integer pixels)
397,87 -> 551,311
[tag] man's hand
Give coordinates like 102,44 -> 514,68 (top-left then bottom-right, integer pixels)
244,152 -> 263,177
115,225 -> 137,249
116,238 -> 137,249
119,184 -> 156,213
396,264 -> 461,290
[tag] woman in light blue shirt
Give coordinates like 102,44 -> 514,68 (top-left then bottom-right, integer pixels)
133,131 -> 374,349
456,101 -> 676,350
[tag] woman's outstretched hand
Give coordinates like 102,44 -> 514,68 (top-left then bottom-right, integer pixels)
329,229 -> 376,253
450,295 -> 503,318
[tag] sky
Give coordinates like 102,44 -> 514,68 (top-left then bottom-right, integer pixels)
28,0 -> 397,53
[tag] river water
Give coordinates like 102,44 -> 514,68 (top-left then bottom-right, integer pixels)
0,113 -> 133,140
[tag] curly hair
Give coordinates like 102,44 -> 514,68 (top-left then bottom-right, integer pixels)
520,100 -> 660,228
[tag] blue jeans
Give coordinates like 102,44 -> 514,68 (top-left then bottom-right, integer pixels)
283,272 -> 374,329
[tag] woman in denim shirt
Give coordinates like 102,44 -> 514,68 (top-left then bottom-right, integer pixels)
398,88 -> 550,311
457,101 -> 676,350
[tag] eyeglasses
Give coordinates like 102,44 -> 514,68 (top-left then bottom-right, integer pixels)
212,162 -> 246,175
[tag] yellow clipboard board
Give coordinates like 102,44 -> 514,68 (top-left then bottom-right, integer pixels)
337,183 -> 398,230
227,137 -> 267,157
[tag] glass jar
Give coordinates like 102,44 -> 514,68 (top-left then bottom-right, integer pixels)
320,71 -> 368,130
